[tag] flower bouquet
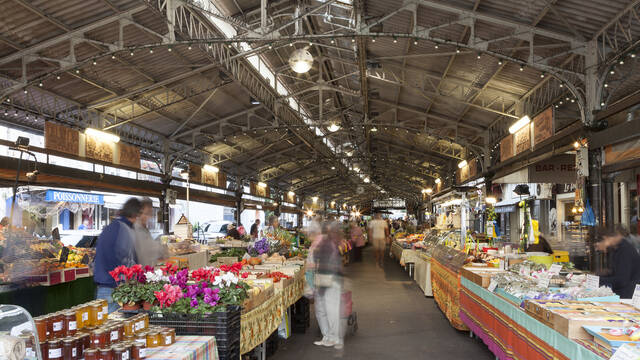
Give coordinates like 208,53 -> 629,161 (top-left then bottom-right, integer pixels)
109,264 -> 146,310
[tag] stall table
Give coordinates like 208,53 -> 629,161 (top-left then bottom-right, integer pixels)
146,336 -> 219,360
414,253 -> 432,296
431,258 -> 468,330
459,277 -> 606,360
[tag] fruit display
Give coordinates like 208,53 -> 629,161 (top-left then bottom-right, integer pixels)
57,246 -> 94,268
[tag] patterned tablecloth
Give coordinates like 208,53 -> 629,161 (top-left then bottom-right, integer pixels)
391,242 -> 421,266
240,272 -> 305,354
459,277 -> 605,360
431,258 -> 468,331
146,336 -> 218,360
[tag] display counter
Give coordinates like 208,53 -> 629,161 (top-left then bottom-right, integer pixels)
459,277 -> 607,360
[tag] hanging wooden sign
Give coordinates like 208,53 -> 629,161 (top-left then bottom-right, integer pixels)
85,133 -> 114,163
500,134 -> 514,161
250,182 -> 270,198
45,122 -> 79,156
118,142 -> 140,169
514,124 -> 531,155
533,107 -> 554,147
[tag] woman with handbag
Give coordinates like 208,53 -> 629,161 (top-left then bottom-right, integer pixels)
310,221 -> 345,349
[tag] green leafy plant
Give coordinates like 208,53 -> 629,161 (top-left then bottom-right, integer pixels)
139,282 -> 165,304
111,282 -> 141,305
210,248 -> 247,263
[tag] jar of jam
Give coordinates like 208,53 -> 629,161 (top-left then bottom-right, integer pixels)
73,336 -> 83,360
121,342 -> 133,359
33,316 -> 47,342
79,333 -> 91,354
63,312 -> 78,337
84,349 -> 98,360
48,339 -> 63,360
145,332 -> 160,348
112,346 -> 126,360
51,313 -> 65,339
141,314 -> 149,331
62,337 -> 77,360
160,329 -> 175,346
99,347 -> 113,360
108,326 -> 120,344
131,342 -> 146,360
115,322 -> 125,341
40,341 -> 48,360
90,330 -> 107,349
98,299 -> 109,321
20,333 -> 35,358
123,320 -> 135,337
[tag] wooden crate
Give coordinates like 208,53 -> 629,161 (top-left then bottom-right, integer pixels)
217,256 -> 238,265
550,311 -> 622,339
460,267 -> 502,288
62,268 -> 76,282
243,285 -> 274,313
523,300 -> 556,328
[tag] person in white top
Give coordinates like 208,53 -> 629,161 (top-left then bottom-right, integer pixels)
368,213 -> 389,268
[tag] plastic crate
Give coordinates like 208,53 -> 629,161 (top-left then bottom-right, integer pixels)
148,306 -> 241,359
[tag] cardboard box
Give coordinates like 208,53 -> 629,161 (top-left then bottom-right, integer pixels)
217,256 -> 238,265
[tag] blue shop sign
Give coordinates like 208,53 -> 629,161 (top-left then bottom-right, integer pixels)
45,190 -> 104,205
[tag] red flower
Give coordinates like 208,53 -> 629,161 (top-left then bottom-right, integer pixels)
241,272 -> 249,279
109,265 -> 127,282
191,268 -> 212,282
219,264 -> 230,272
161,263 -> 178,276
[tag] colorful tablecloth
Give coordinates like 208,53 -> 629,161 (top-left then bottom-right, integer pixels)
240,273 -> 305,354
460,277 -> 605,360
430,258 -> 468,331
146,336 -> 218,360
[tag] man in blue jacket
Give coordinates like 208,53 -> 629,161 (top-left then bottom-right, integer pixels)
597,225 -> 640,299
94,198 -> 142,313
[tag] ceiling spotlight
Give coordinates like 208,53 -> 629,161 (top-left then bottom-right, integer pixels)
327,123 -> 341,132
289,47 -> 314,73
509,115 -> 531,134
168,46 -> 172,52
619,59 -> 624,65
458,160 -> 468,168
331,166 -> 336,170
23,89 -> 27,94
188,44 -> 192,50
413,39 -> 418,45
38,82 -> 43,87
540,73 -> 545,78
559,101 -> 563,105
371,37 -> 376,43
434,44 -> 439,49
289,43 -> 293,47
149,49 -> 153,54
75,69 -> 80,74
330,38 -> 335,44
56,75 -> 61,80
371,126 -> 377,132
130,51 -> 134,56
571,98 -> 575,103
565,97 -> 570,101
3,110 -> 7,116
435,178 -> 441,184
610,69 -> 615,75
111,55 -> 116,59
559,83 -> 564,88
250,97 -> 260,105
351,37 -> 355,43
601,102 -> 605,107
268,44 -> 273,49
631,53 -> 636,58
456,48 -> 461,53
498,59 -> 503,65
208,43 -> 212,49
476,53 -> 481,59
393,37 -> 398,43
364,177 -> 370,183
519,65 -> 525,71
604,83 -> 609,88
92,60 -> 97,65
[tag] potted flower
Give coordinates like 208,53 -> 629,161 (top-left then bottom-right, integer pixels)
109,265 -> 145,310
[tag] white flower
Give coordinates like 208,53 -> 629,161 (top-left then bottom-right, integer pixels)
145,269 -> 169,282
213,272 -> 239,287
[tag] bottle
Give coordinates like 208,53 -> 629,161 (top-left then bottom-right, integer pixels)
47,339 -> 63,360
34,316 -> 48,342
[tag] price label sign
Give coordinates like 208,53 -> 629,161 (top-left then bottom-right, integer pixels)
538,274 -> 551,288
488,280 -> 498,293
585,274 -> 600,290
610,343 -> 640,360
548,264 -> 562,276
632,284 -> 640,310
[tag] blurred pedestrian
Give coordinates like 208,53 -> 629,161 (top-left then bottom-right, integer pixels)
349,220 -> 365,262
250,219 -> 260,240
595,225 -> 640,298
368,213 -> 389,268
134,198 -> 167,267
94,197 -> 141,313
310,220 -> 344,349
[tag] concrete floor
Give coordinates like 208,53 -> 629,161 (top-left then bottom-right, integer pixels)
271,247 -> 495,359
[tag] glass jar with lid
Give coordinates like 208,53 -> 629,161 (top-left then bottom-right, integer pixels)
79,333 -> 91,353
131,342 -> 146,360
19,333 -> 35,359
83,349 -> 98,360
145,332 -> 160,348
91,303 -> 104,326
34,316 -> 48,342
39,341 -> 48,360
47,339 -> 62,360
90,329 -> 107,349
123,319 -> 135,337
98,299 -> 108,322
51,313 -> 65,339
63,312 -> 78,337
99,347 -> 113,360
134,333 -> 146,346
112,345 -> 127,360
108,326 -> 120,344
78,305 -> 90,329
73,335 -> 84,360
62,337 -> 77,360
160,329 -> 175,346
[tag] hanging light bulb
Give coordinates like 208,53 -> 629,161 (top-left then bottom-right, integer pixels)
289,47 -> 314,74
327,123 -> 341,132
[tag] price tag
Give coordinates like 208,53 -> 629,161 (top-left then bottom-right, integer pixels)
610,343 -> 640,360
538,274 -> 551,288
110,330 -> 119,341
586,274 -> 600,290
488,280 -> 498,292
68,321 -> 77,331
548,264 -> 562,275
82,312 -> 89,322
632,284 -> 640,309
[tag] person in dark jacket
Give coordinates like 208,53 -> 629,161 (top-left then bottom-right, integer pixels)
596,225 -> 640,298
94,198 -> 142,313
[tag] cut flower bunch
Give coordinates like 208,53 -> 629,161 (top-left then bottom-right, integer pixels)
109,262 -> 250,314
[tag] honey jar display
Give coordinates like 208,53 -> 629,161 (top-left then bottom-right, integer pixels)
62,337 -> 77,360
123,319 -> 135,337
34,316 -> 48,342
89,303 -> 103,327
83,349 -> 98,360
39,341 -> 48,360
20,333 -> 36,358
160,329 -> 175,346
90,329 -> 107,349
98,347 -> 113,360
112,345 -> 127,360
51,313 -> 65,339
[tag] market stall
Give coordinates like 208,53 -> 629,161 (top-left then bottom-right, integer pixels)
430,244 -> 468,331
